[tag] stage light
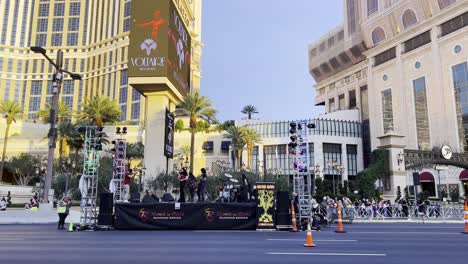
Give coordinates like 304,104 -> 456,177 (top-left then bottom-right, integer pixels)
307,123 -> 316,129
122,127 -> 127,134
116,127 -> 121,134
298,123 -> 302,130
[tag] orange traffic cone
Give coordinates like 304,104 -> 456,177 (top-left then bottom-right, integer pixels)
304,223 -> 316,247
335,201 -> 346,233
463,199 -> 468,234
290,201 -> 298,232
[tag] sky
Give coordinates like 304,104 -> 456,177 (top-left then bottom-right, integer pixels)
201,0 -> 343,122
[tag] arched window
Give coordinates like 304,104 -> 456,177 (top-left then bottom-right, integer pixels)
372,27 -> 386,45
438,0 -> 456,10
367,0 -> 378,16
402,9 -> 418,29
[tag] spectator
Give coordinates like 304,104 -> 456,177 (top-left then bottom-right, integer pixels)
0,197 -> 6,211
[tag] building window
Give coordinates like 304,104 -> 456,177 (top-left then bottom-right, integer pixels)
346,145 -> 358,178
382,89 -> 394,134
347,0 -> 357,35
349,90 -> 356,109
367,0 -> 378,16
51,33 -> 62,46
67,33 -> 78,46
54,3 -> 65,16
251,146 -> 259,172
29,97 -> 41,112
372,27 -> 386,45
131,102 -> 140,120
337,30 -> 344,41
309,143 -> 314,168
62,96 -> 73,110
52,18 -> 64,32
38,3 -> 49,17
37,19 -> 48,32
329,98 -> 335,112
374,47 -> 396,67
438,0 -> 456,10
202,141 -> 214,154
402,10 -> 418,29
68,17 -> 80,31
328,37 -> 335,47
132,89 -> 141,101
264,145 -> 289,175
124,1 -> 131,32
69,2 -> 81,16
62,80 -> 74,95
119,87 -> 128,104
323,143 -> 342,175
451,62 -> 468,152
412,77 -> 431,150
31,81 -> 42,95
440,11 -> 468,37
120,70 -> 128,85
338,94 -> 345,110
221,141 -> 231,154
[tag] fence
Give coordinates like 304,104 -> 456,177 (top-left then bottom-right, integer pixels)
318,205 -> 465,222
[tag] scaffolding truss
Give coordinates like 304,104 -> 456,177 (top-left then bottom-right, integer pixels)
291,120 -> 312,224
112,138 -> 127,202
80,126 -> 101,227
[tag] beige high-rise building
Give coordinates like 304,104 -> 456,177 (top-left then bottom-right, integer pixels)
0,0 -> 203,123
309,0 -> 468,199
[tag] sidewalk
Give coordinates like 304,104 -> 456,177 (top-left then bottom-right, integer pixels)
0,204 -> 81,224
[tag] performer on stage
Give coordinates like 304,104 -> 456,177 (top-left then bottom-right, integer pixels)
178,168 -> 188,203
199,168 -> 207,202
188,172 -> 196,202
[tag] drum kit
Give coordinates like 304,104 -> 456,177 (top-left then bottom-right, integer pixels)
218,174 -> 241,202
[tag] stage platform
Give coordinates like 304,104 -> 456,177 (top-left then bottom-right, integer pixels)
115,202 -> 258,230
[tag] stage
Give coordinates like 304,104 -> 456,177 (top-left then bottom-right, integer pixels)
115,202 -> 258,230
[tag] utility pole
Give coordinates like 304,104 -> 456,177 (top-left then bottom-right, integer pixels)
30,47 -> 81,203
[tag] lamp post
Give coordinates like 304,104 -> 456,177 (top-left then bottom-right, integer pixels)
313,164 -> 321,195
327,161 -> 344,196
134,164 -> 146,193
30,46 -> 82,203
35,158 -> 47,202
61,157 -> 76,197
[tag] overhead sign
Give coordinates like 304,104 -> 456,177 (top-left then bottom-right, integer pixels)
129,0 -> 191,96
164,108 -> 174,158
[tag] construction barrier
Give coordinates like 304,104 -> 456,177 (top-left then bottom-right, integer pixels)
463,199 -> 468,234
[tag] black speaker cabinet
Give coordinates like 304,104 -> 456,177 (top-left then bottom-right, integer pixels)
97,214 -> 114,226
99,192 -> 114,215
130,193 -> 141,203
275,191 -> 291,230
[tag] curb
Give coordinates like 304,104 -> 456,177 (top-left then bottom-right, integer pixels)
352,220 -> 464,224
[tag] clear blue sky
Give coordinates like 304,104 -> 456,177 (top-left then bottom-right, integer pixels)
201,0 -> 343,122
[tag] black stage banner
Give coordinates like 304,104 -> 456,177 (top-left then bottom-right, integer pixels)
256,182 -> 276,230
115,202 -> 257,230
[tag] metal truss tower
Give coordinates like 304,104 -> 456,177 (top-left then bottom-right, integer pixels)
290,120 -> 313,225
80,126 -> 102,227
112,138 -> 127,202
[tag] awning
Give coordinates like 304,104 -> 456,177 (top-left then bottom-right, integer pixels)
419,172 -> 434,183
202,141 -> 213,150
221,141 -> 231,150
459,170 -> 468,181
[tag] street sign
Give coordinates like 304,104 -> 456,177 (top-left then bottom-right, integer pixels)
434,165 -> 449,170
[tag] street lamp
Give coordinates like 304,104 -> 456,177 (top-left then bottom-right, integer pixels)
327,161 -> 344,196
61,157 -> 76,197
313,164 -> 321,195
30,46 -> 82,203
134,164 -> 146,192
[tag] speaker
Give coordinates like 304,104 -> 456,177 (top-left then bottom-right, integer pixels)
99,192 -> 113,215
130,193 -> 140,203
275,191 -> 291,229
98,214 -> 114,226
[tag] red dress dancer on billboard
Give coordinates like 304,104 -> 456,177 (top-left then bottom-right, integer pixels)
137,10 -> 165,42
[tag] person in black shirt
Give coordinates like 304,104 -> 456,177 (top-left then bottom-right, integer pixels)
199,168 -> 207,202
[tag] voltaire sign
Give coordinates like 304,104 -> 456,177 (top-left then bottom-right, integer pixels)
129,0 -> 191,96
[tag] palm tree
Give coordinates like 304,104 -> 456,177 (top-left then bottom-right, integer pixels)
79,96 -> 122,127
241,105 -> 259,120
0,100 -> 23,182
176,92 -> 217,172
37,102 -> 72,123
223,125 -> 246,170
243,127 -> 262,169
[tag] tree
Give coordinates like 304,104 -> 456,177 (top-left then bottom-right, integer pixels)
176,92 -> 217,172
37,102 -> 72,123
243,127 -> 262,169
6,153 -> 40,186
223,125 -> 246,170
241,105 -> 259,120
126,142 -> 144,164
0,100 -> 23,182
175,119 -> 185,132
79,96 -> 122,127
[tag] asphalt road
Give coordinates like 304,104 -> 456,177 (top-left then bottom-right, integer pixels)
0,224 -> 467,264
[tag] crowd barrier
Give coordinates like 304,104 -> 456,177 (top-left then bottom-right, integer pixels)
316,205 -> 465,222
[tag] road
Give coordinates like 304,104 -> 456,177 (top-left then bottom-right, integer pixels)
0,224 -> 467,264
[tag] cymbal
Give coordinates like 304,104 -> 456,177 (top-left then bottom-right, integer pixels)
230,178 -> 239,183
224,173 -> 233,178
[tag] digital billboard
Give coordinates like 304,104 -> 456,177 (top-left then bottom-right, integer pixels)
129,0 -> 191,96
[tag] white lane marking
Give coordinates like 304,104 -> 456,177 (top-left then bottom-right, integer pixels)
193,230 -> 261,233
267,252 -> 386,257
267,239 -> 358,242
351,231 -> 460,235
